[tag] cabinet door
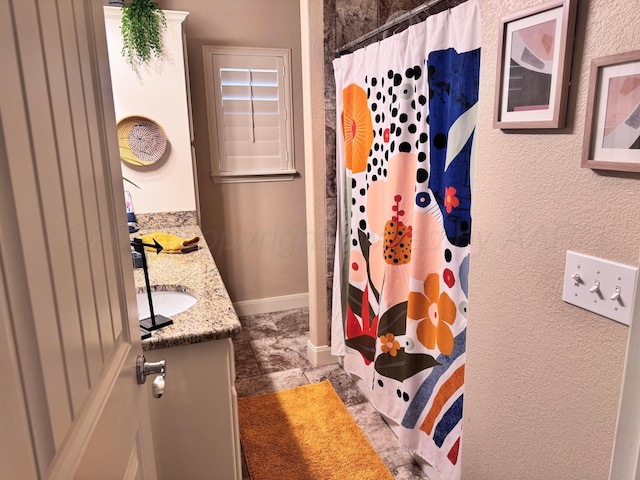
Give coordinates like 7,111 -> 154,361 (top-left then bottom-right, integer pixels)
146,339 -> 242,480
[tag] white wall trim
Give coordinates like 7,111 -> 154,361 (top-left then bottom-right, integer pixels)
306,339 -> 338,367
609,252 -> 640,479
232,293 -> 309,316
299,0 -> 329,353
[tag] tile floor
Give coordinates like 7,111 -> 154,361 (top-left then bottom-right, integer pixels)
234,307 -> 430,479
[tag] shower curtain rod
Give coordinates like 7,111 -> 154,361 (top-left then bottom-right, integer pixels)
335,0 -> 446,56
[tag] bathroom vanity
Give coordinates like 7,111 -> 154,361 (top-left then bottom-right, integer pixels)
104,7 -> 242,477
134,212 -> 242,480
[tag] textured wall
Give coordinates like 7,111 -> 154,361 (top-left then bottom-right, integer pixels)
463,1 -> 640,478
160,0 -> 308,303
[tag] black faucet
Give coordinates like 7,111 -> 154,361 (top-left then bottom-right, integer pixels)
130,238 -> 173,334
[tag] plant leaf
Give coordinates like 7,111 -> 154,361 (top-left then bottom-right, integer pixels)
120,0 -> 167,69
367,313 -> 379,338
346,335 -> 377,364
358,229 -> 380,302
345,305 -> 363,339
358,228 -> 370,263
378,301 -> 408,337
348,284 -> 364,318
361,284 -> 370,327
123,176 -> 141,189
374,348 -> 440,381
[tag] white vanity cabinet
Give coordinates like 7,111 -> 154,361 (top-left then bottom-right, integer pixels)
144,338 -> 242,480
132,221 -> 243,480
105,7 -> 242,476
103,7 -> 198,215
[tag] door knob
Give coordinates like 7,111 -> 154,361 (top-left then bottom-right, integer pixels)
136,355 -> 166,398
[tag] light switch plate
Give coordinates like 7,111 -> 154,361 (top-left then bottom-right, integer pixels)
563,251 -> 638,326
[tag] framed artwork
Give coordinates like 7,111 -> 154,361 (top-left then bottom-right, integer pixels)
582,50 -> 640,173
493,0 -> 577,129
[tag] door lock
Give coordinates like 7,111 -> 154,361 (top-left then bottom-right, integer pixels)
136,355 -> 166,398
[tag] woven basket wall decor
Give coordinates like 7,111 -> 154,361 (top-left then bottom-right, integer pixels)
117,116 -> 167,166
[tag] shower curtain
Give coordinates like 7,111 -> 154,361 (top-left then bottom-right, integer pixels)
331,1 -> 481,479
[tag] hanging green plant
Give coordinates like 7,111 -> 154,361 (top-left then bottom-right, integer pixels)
120,0 -> 167,68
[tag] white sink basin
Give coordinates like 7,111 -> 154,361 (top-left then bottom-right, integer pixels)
136,290 -> 197,320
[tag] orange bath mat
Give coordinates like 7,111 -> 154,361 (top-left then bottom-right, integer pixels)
238,380 -> 394,480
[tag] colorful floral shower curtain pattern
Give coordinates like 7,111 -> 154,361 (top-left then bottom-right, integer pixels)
331,1 -> 481,478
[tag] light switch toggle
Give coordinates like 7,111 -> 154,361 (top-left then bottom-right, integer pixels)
571,273 -> 581,284
610,286 -> 621,302
589,280 -> 601,294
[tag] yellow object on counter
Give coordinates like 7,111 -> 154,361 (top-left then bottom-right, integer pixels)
139,232 -> 200,254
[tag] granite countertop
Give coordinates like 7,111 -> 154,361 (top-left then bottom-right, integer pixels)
132,211 -> 241,351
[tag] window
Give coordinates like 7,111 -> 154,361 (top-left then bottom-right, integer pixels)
203,46 -> 295,183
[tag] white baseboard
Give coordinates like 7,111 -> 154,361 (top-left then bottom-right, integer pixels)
232,292 -> 309,316
306,340 -> 338,367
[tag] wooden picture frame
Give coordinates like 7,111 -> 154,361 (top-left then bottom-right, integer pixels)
493,0 -> 577,129
582,50 -> 640,173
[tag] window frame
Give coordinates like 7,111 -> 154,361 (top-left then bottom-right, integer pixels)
202,45 -> 296,184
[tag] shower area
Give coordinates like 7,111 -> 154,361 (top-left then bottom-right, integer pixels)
322,1 -> 479,478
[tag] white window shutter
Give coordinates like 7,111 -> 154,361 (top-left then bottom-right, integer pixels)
203,46 -> 295,183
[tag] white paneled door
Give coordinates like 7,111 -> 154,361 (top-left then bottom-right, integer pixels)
0,0 -> 156,478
